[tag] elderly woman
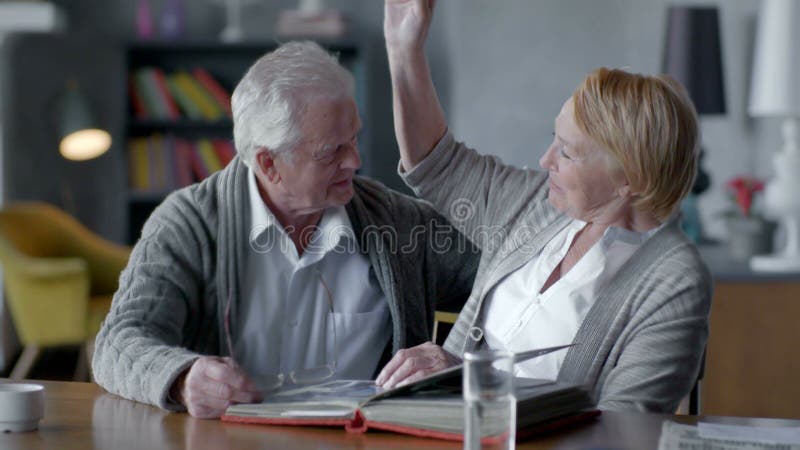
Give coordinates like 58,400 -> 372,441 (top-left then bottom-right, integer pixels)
376,0 -> 712,413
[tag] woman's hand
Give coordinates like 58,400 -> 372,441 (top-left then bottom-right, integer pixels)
375,341 -> 460,388
384,0 -> 436,53
171,356 -> 263,419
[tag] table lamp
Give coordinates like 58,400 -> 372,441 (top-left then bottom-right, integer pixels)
56,80 -> 112,161
748,0 -> 800,272
662,6 -> 726,243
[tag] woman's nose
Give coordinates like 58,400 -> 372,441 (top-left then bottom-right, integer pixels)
540,144 -> 556,171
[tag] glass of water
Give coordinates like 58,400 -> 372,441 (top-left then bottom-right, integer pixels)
463,349 -> 516,450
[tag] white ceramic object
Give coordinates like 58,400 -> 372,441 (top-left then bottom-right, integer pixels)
0,383 -> 44,432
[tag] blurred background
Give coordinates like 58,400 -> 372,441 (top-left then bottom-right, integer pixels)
3,0 -> 799,419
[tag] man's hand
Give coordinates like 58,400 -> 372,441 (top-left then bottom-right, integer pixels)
171,356 -> 262,419
375,341 -> 460,388
384,0 -> 436,53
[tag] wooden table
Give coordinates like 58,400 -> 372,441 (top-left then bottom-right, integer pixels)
0,380 -> 757,450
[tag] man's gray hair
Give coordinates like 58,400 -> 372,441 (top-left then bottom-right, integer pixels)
231,41 -> 355,168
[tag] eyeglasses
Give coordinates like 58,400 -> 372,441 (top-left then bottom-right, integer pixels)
224,269 -> 338,392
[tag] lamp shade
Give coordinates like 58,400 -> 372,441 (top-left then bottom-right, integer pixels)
749,0 -> 800,117
662,6 -> 726,115
56,81 -> 111,161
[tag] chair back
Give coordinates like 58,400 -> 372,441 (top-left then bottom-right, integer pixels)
0,229 -> 89,345
0,202 -> 129,295
0,202 -> 130,346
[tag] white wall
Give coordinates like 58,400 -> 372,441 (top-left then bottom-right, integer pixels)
433,0 -> 773,239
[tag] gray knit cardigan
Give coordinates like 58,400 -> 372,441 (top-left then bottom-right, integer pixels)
92,157 -> 479,411
401,131 -> 712,413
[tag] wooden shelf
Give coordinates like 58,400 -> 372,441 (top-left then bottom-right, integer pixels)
128,119 -> 233,134
127,39 -> 359,54
128,191 -> 171,203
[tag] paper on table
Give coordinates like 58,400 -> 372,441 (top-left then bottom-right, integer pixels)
658,422 -> 800,450
699,422 -> 800,446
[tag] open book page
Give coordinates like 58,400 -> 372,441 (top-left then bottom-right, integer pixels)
365,343 -> 577,402
226,380 -> 382,419
359,377 -> 591,435
224,344 -> 588,425
227,371 -> 464,420
266,380 -> 383,403
361,397 -> 466,433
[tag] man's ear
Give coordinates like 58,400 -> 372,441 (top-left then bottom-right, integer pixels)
255,148 -> 281,184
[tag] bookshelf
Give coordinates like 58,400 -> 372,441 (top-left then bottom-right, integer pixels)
123,40 -> 365,244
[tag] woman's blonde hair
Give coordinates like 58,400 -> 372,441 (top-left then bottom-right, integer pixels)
572,67 -> 699,221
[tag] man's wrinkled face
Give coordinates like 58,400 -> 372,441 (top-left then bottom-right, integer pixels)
266,97 -> 362,215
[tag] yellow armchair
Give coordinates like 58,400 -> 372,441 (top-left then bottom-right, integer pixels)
0,202 -> 131,380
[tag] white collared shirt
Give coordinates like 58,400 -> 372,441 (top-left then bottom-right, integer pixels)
481,219 -> 663,380
235,168 -> 391,381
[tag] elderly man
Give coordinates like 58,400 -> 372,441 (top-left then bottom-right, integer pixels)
92,41 -> 478,419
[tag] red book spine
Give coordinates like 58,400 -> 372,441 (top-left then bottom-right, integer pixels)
221,415 -> 353,428
187,141 -> 209,180
128,77 -> 148,119
174,138 -> 195,186
219,409 -> 602,442
152,68 -> 181,120
192,67 -> 233,116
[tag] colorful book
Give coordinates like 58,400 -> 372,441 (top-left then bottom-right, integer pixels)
173,138 -> 195,187
151,68 -> 181,120
133,69 -> 166,120
128,77 -> 148,120
192,67 -> 233,117
166,73 -> 204,120
162,134 -> 179,191
173,71 -> 224,121
187,141 -> 209,181
197,139 -> 223,173
128,137 -> 150,191
147,134 -> 168,191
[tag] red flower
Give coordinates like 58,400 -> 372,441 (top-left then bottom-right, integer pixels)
726,176 -> 764,217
